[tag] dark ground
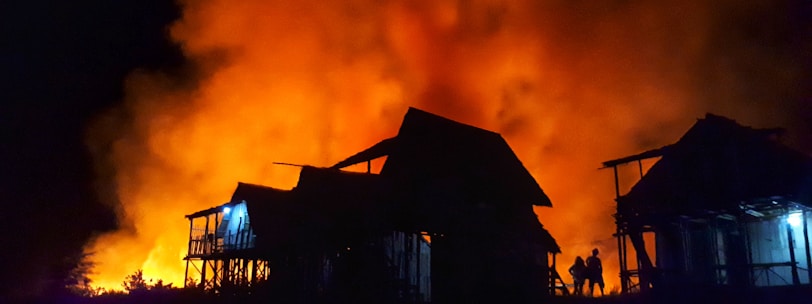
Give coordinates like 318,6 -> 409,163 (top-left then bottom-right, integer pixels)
20,284 -> 812,304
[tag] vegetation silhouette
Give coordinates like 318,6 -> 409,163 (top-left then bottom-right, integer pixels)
40,266 -> 812,304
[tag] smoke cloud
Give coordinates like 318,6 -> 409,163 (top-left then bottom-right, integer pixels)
84,0 -> 810,291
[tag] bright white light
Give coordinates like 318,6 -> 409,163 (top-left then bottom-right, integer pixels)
223,207 -> 231,215
787,212 -> 802,227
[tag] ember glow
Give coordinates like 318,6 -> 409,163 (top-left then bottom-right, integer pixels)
84,0 -> 807,292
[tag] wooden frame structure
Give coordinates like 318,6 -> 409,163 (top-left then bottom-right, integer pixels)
183,204 -> 269,292
603,114 -> 812,294
180,107 -> 562,302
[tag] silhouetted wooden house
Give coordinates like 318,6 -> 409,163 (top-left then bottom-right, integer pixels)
603,114 -> 812,293
184,108 -> 560,303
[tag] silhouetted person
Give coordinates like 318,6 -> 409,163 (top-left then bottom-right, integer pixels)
586,248 -> 604,296
568,256 -> 587,296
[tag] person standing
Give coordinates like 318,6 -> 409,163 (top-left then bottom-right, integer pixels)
586,248 -> 605,296
568,256 -> 587,295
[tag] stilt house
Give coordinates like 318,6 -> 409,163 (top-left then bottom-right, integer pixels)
603,114 -> 812,293
184,107 -> 560,303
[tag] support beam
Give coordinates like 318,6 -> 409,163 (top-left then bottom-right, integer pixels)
185,218 -> 193,285
204,215 -> 210,254
787,223 -> 800,285
616,230 -> 625,293
201,259 -> 207,290
637,159 -> 643,178
251,259 -> 258,285
611,164 -> 631,293
804,211 -> 812,284
629,231 -> 654,291
612,166 -> 620,198
214,213 -> 220,290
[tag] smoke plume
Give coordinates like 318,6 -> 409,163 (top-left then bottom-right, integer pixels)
84,0 -> 811,291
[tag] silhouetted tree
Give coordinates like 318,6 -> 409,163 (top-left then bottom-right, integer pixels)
151,279 -> 173,290
62,251 -> 105,296
122,269 -> 148,293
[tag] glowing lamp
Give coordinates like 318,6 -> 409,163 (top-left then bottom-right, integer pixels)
223,206 -> 231,215
787,212 -> 802,227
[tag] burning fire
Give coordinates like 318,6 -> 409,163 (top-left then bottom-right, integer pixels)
84,0 -> 806,293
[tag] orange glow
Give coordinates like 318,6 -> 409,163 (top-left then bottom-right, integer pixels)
83,0 -> 796,293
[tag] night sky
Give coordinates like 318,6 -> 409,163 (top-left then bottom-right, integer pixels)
2,0 -> 811,300
2,0 -> 181,298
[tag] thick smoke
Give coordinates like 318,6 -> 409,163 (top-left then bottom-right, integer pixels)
85,0 -> 810,291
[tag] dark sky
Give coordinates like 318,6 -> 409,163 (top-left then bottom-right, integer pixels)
1,0 -> 181,298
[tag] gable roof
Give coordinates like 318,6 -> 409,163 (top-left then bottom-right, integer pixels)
220,108 -> 559,254
617,114 -> 812,217
332,107 -> 551,208
331,107 -> 557,251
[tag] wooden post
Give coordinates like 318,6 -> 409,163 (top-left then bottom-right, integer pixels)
252,259 -> 258,284
236,216 -> 243,250
185,218 -> 194,285
204,215 -> 210,253
404,232 -> 411,294
214,212 -> 220,290
612,165 -> 629,293
787,222 -> 800,285
416,232 -> 422,297
242,258 -> 249,286
201,259 -> 207,290
215,212 -> 220,250
552,253 -> 557,295
612,166 -> 621,198
803,211 -> 812,284
202,214 -> 210,289
637,159 -> 644,178
743,221 -> 754,285
187,218 -> 194,254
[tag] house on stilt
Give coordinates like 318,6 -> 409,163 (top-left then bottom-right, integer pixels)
183,107 -> 561,303
603,114 -> 812,294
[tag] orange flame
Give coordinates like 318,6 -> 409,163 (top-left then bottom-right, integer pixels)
84,0 -> 805,292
